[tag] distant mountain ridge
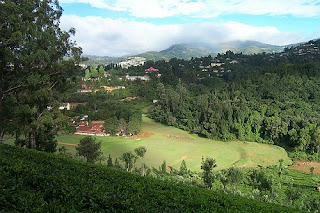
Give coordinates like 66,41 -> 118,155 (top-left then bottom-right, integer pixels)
135,43 -> 216,61
82,55 -> 124,65
83,39 -> 315,64
218,40 -> 284,55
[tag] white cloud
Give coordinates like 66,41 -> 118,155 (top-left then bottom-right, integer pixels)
60,0 -> 320,18
60,15 -> 310,56
205,0 -> 320,17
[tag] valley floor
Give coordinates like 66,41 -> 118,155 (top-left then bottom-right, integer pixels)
57,115 -> 291,171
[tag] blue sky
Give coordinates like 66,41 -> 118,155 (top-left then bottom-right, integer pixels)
59,0 -> 320,56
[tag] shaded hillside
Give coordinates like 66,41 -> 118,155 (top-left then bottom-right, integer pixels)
135,51 -> 167,61
218,40 -> 284,54
160,44 -> 215,59
83,55 -> 124,65
0,144 -> 300,212
136,44 -> 216,61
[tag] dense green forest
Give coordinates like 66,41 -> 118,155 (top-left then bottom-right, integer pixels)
148,45 -> 320,158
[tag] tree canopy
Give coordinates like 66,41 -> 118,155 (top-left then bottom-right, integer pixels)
76,136 -> 103,163
0,0 -> 82,149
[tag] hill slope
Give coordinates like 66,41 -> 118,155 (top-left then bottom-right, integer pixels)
135,44 -> 216,61
218,40 -> 284,54
0,144 -> 300,212
83,39 -> 313,64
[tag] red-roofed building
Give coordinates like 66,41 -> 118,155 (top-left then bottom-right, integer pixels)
76,126 -> 92,133
75,121 -> 107,136
144,67 -> 159,73
79,121 -> 88,126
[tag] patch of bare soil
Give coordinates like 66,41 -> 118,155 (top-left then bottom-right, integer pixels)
181,156 -> 189,159
58,142 -> 77,146
144,132 -> 152,137
291,160 -> 320,175
163,134 -> 194,140
259,145 -> 271,149
131,130 -> 153,139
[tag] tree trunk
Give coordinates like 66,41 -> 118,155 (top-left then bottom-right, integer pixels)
0,130 -> 4,144
30,132 -> 36,149
141,162 -> 145,176
24,133 -> 29,148
0,81 -> 3,143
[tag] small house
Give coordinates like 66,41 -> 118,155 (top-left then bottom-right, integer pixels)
59,103 -> 71,110
145,67 -> 159,73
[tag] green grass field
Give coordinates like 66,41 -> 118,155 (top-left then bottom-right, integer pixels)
57,115 -> 291,171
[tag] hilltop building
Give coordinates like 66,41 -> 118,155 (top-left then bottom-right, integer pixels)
118,57 -> 146,69
125,75 -> 151,81
145,67 -> 159,73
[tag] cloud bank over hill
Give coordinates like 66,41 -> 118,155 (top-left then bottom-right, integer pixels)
60,15 -> 310,56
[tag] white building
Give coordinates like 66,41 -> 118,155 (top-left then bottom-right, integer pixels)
118,57 -> 146,69
125,75 -> 151,81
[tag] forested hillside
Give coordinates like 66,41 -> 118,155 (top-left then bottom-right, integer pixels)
149,40 -> 320,158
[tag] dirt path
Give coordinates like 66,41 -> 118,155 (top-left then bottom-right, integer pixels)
58,142 -> 77,146
290,160 -> 320,175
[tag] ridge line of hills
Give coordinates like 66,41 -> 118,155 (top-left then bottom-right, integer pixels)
83,39 -> 316,65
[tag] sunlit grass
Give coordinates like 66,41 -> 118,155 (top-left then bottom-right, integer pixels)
56,115 -> 291,171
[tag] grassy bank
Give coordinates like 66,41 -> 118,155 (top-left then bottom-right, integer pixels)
0,144 -> 299,212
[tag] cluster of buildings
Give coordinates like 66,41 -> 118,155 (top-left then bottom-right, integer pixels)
71,120 -> 108,137
77,85 -> 125,93
125,75 -> 151,81
291,42 -> 320,56
118,57 -> 146,69
125,67 -> 161,81
198,58 -> 238,75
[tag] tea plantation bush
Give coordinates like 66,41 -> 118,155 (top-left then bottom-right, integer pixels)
0,144 -> 301,212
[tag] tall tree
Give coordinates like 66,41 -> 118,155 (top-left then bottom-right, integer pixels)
91,65 -> 98,78
118,118 -> 127,135
107,154 -> 113,167
135,146 -> 147,176
127,113 -> 142,135
104,116 -> 119,135
226,167 -> 243,191
98,65 -> 105,77
85,68 -> 91,79
201,157 -> 217,189
120,151 -> 137,172
278,159 -> 284,189
134,146 -> 147,159
160,160 -> 167,174
0,0 -> 82,147
76,136 -> 103,163
179,160 -> 188,176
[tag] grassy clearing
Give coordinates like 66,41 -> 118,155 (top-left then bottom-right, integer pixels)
57,115 -> 291,171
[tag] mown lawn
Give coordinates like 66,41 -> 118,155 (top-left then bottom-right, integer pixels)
57,115 -> 291,171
